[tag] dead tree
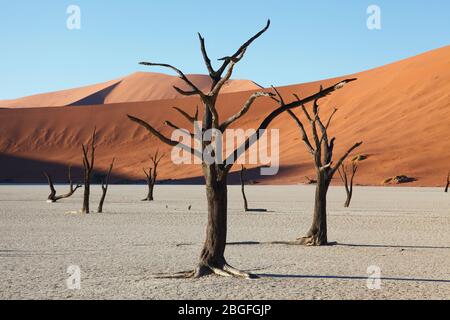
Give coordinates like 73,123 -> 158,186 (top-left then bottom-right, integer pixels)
445,171 -> 449,193
127,20 -> 356,278
98,158 -> 115,213
239,165 -> 267,213
337,161 -> 358,208
81,128 -> 96,214
142,151 -> 164,201
240,165 -> 249,212
283,94 -> 362,246
44,166 -> 81,203
304,176 -> 317,184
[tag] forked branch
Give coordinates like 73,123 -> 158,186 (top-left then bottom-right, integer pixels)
139,62 -> 205,97
220,92 -> 274,131
127,115 -> 202,158
338,161 -> 359,208
173,106 -> 199,124
331,142 -> 363,176
224,79 -> 357,169
44,166 -> 82,203
216,20 -> 271,78
197,33 -> 215,77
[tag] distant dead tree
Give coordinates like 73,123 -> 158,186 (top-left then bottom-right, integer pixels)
98,158 -> 115,213
240,165 -> 249,212
282,92 -> 362,246
81,128 -> 96,214
142,151 -> 164,201
445,171 -> 449,193
337,161 -> 358,208
304,176 -> 317,185
44,166 -> 81,203
240,165 -> 267,213
127,20 -> 355,278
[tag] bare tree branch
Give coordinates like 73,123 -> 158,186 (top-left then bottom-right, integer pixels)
173,106 -> 199,123
197,33 -> 216,77
143,167 -> 150,179
286,110 -> 315,155
220,92 -> 274,131
127,115 -> 202,159
164,120 -> 195,139
331,142 -> 364,176
216,20 -> 271,77
139,62 -> 205,97
210,49 -> 246,97
223,79 -> 357,169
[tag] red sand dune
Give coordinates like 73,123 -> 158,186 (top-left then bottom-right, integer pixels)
0,72 -> 259,108
0,46 -> 449,186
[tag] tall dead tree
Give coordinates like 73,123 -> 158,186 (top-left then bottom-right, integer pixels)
337,161 -> 358,208
44,166 -> 81,203
240,165 -> 249,212
81,128 -> 96,214
283,95 -> 362,246
98,158 -> 115,213
142,151 -> 164,201
128,20 -> 356,278
445,171 -> 449,193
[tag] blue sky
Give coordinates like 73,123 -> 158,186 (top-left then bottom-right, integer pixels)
0,0 -> 449,99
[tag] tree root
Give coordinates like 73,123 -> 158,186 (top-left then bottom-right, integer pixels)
152,264 -> 258,279
295,236 -> 336,246
267,238 -> 337,247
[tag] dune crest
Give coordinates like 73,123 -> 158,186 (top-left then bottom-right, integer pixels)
0,72 -> 260,108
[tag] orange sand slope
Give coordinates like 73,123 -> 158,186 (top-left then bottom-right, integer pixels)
0,72 -> 259,108
0,46 -> 449,186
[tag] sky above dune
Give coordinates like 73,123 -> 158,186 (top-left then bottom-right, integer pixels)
1,0 -> 449,99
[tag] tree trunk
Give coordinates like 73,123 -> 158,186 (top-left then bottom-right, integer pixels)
197,167 -> 228,273
299,171 -> 330,246
344,187 -> 352,208
98,188 -> 106,213
240,166 -> 249,212
82,182 -> 90,214
144,182 -> 154,201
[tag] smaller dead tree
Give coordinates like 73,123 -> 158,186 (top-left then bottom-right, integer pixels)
278,86 -> 362,246
304,176 -> 317,185
240,165 -> 249,212
337,161 -> 358,208
44,166 -> 81,203
142,151 -> 164,201
239,165 -> 267,213
98,158 -> 115,213
81,128 -> 96,214
445,171 -> 449,193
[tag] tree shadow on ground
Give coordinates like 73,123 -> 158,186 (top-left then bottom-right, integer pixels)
336,243 -> 450,250
245,209 -> 272,213
226,241 -> 450,250
256,273 -> 450,283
